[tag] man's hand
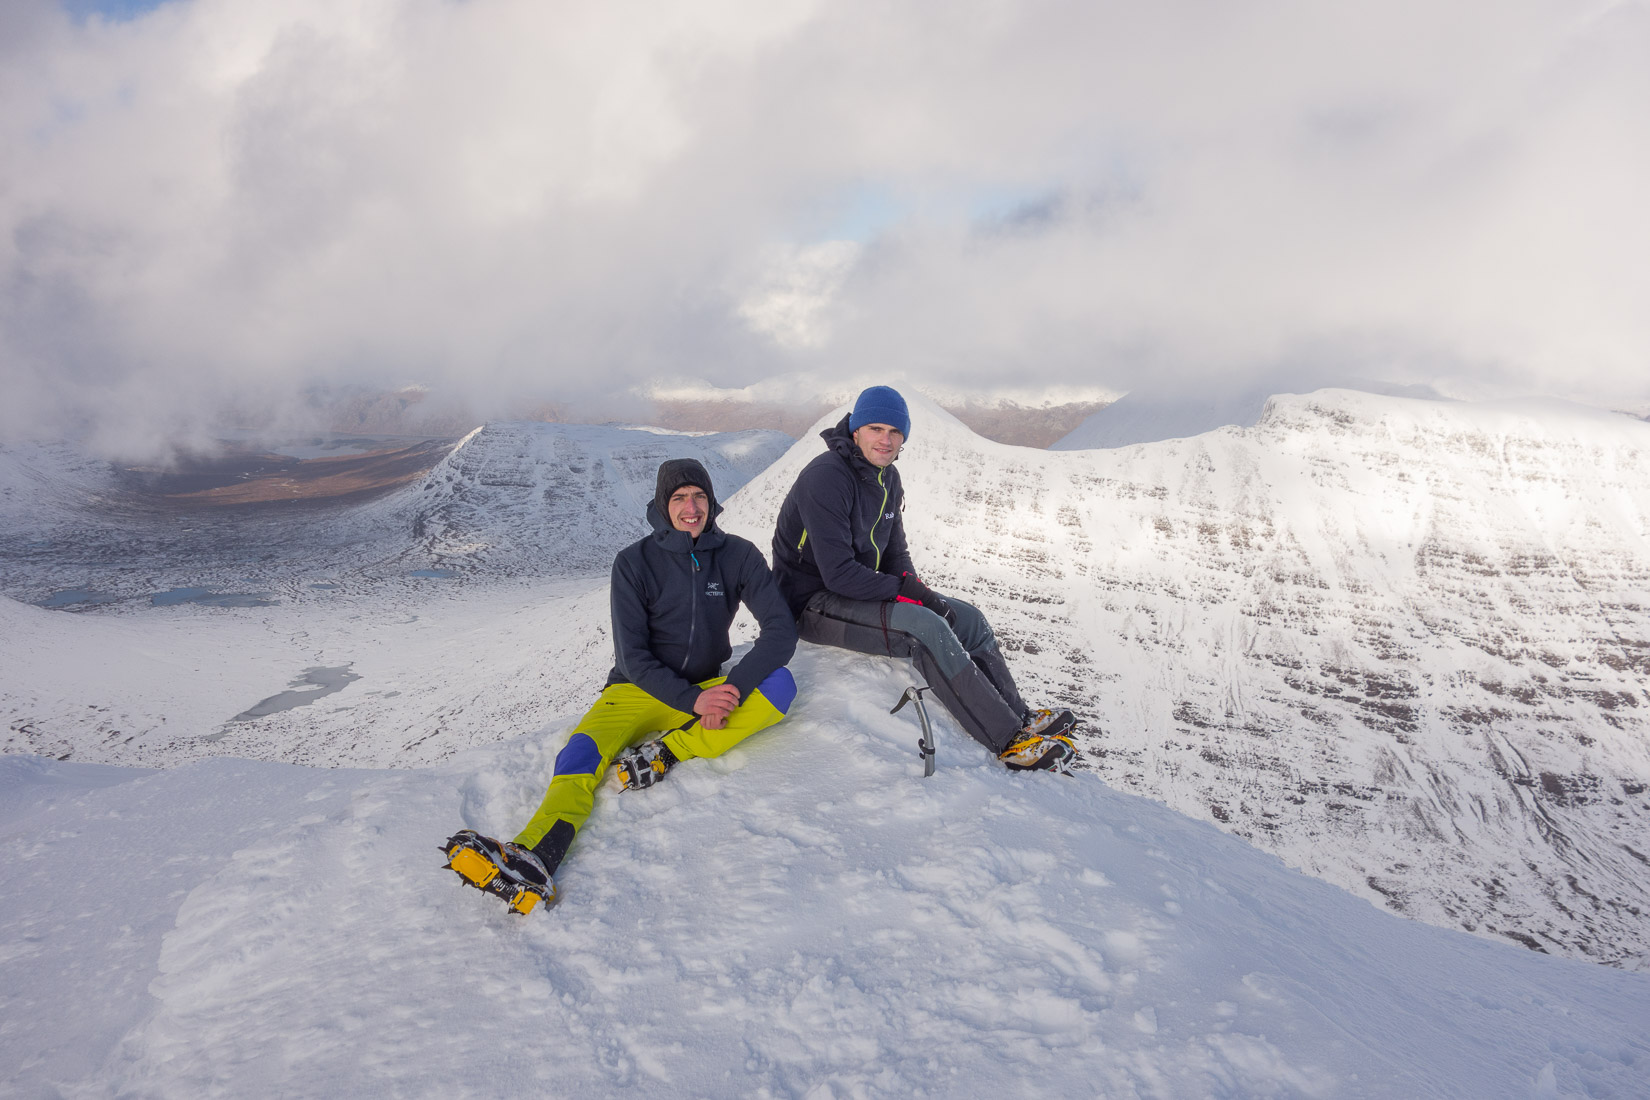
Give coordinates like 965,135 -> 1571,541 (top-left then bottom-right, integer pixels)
694,683 -> 742,730
897,572 -> 952,620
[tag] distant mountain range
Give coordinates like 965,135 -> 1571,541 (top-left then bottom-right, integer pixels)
641,394 -> 1109,447
263,381 -> 1113,448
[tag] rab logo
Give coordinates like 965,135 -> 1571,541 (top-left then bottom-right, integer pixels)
705,581 -> 724,597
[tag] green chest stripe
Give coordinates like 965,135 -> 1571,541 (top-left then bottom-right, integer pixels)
870,469 -> 889,571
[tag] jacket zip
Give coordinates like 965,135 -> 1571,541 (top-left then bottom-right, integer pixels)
681,549 -> 700,673
869,468 -> 889,571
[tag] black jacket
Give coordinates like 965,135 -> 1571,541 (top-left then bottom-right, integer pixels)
770,415 -> 916,617
606,499 -> 797,713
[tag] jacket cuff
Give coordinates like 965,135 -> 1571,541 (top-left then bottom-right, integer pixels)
725,668 -> 758,701
676,684 -> 703,716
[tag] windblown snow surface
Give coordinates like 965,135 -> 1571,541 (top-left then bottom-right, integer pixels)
4,650 -> 1649,1098
3,395 -> 1650,1096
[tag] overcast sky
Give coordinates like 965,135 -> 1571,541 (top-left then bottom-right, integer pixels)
4,0 -> 1648,452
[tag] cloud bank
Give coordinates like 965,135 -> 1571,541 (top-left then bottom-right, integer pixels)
4,0 -> 1648,452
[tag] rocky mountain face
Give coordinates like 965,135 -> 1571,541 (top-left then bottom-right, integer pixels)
725,390 -> 1650,967
406,422 -> 792,575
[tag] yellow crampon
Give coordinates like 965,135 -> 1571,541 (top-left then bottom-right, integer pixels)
448,845 -> 496,887
443,836 -> 548,915
998,733 -> 1076,771
616,756 -> 667,788
504,888 -> 542,915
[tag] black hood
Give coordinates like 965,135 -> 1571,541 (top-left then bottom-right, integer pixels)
821,414 -> 886,481
654,457 -> 718,516
646,458 -> 724,547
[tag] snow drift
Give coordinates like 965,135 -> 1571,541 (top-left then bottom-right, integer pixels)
3,645 -> 1647,1097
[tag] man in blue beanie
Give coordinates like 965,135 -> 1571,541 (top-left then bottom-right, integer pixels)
770,386 -> 1078,771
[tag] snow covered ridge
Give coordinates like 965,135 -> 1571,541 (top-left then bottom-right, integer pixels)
4,649 -> 1648,1097
1050,376 -> 1449,449
405,421 -> 791,575
724,389 -> 1650,968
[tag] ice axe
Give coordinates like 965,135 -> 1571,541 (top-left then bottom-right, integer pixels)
891,685 -> 936,777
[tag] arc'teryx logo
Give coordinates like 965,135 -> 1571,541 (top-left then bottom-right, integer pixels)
705,581 -> 724,597
885,512 -> 895,519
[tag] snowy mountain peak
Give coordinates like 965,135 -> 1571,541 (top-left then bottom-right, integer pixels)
346,419 -> 792,576
728,387 -> 1650,967
1052,378 -> 1452,450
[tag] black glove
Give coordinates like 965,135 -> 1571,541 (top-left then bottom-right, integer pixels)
898,573 -> 953,621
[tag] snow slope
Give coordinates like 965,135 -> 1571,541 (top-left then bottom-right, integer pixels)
725,392 -> 1650,967
4,645 -> 1648,1098
0,583 -> 613,768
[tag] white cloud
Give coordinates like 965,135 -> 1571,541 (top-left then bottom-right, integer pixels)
4,0 -> 1649,453
736,240 -> 859,350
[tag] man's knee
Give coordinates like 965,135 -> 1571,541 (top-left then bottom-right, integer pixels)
886,601 -> 971,669
552,732 -> 603,777
751,666 -> 797,715
728,666 -> 795,733
939,595 -> 994,652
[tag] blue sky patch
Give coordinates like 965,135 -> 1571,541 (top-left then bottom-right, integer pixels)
810,182 -> 908,243
804,180 -> 1072,244
63,0 -> 175,23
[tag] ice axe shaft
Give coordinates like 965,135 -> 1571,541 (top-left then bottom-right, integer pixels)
891,685 -> 936,777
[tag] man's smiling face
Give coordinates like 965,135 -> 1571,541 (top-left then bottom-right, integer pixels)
853,423 -> 903,468
668,485 -> 709,537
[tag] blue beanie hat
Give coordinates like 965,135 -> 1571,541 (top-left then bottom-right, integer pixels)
849,386 -> 910,438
